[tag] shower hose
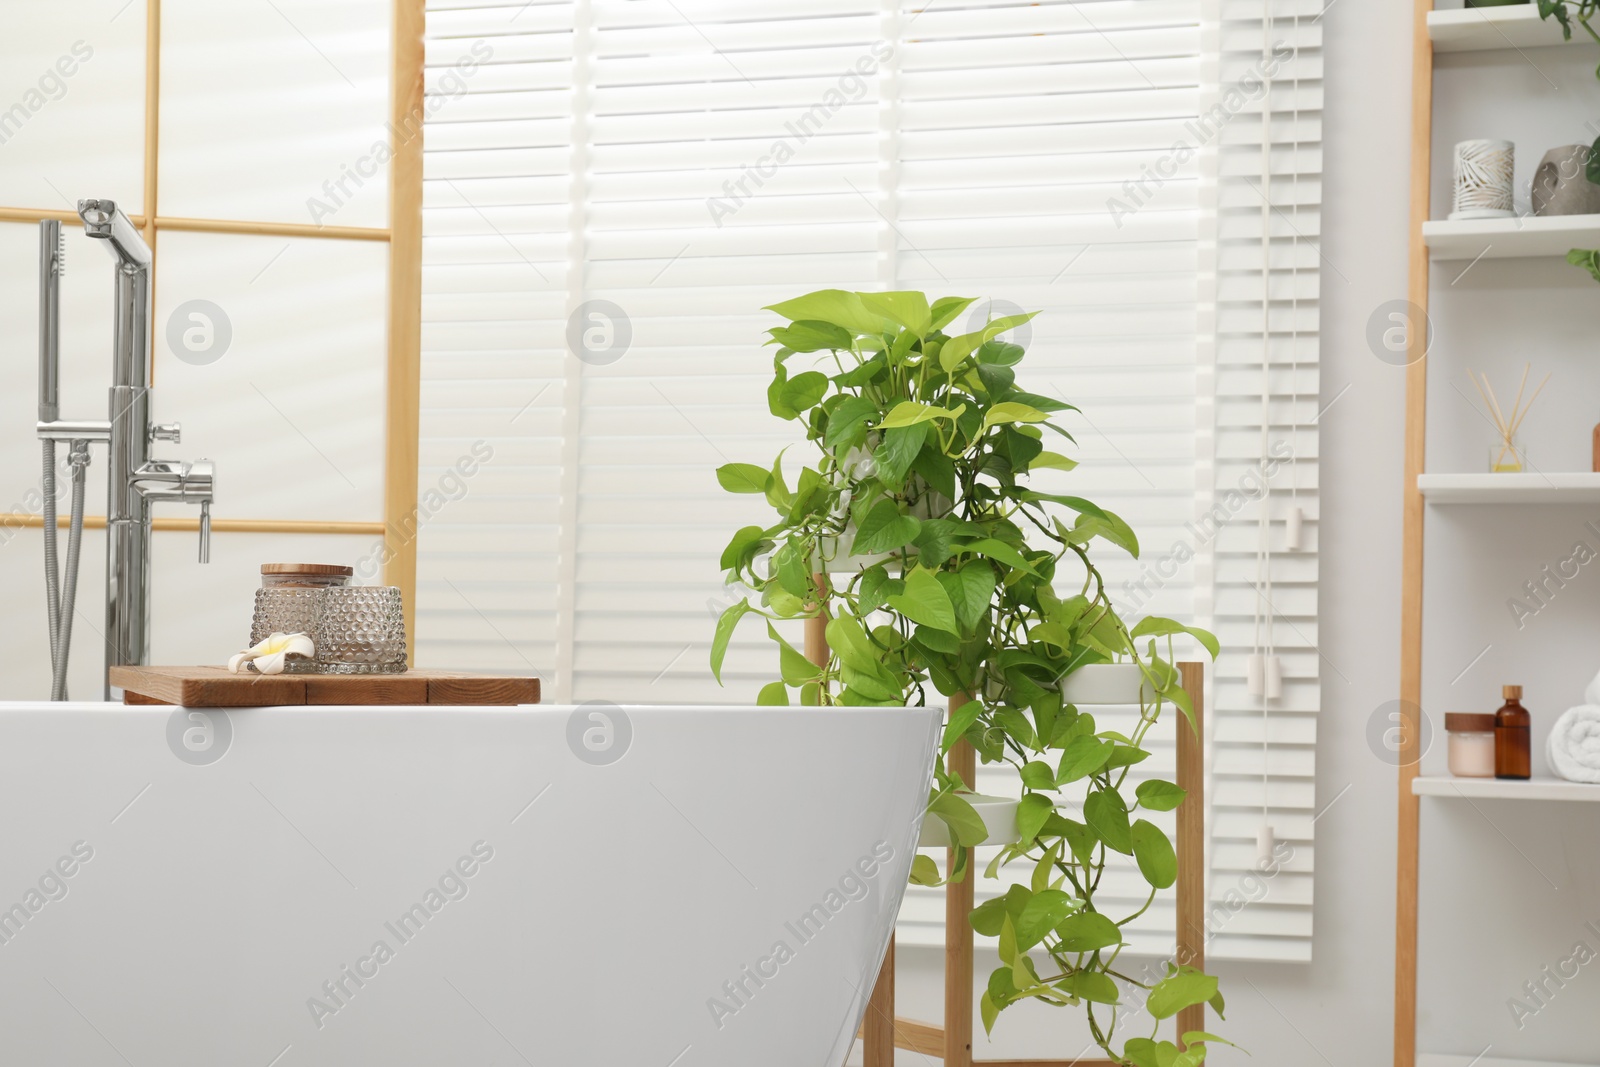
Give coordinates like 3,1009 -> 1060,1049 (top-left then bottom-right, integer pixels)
42,438 -> 89,701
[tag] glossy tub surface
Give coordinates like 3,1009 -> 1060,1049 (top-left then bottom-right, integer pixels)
0,702 -> 941,1066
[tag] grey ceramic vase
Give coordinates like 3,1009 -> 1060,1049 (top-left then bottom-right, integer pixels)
1532,145 -> 1600,217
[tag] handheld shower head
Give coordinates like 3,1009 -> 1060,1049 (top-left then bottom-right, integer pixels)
78,199 -> 151,269
39,220 -> 61,423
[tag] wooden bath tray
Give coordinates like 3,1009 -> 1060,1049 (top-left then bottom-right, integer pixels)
110,666 -> 540,708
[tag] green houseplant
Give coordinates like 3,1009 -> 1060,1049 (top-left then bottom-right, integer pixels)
709,289 -> 1226,1066
1534,2 -> 1600,279
1540,1 -> 1600,78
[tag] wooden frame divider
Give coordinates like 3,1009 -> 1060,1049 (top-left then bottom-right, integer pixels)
8,516 -> 384,536
0,205 -> 388,241
1395,3 -> 1434,1067
383,0 -> 427,650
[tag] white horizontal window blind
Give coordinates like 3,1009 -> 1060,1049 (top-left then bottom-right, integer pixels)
415,0 -> 574,676
1195,0 -> 1322,962
416,0 -> 1321,963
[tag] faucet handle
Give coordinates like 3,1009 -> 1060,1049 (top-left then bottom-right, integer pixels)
198,500 -> 211,564
151,422 -> 181,444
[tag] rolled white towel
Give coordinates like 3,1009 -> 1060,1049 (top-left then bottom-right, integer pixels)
1547,705 -> 1600,784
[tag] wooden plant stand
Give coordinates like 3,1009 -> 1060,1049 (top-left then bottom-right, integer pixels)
804,595 -> 1206,1067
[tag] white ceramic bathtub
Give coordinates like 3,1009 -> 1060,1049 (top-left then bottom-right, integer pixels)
0,702 -> 941,1066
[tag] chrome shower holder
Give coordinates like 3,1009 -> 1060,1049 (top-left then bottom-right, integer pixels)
36,199 -> 216,699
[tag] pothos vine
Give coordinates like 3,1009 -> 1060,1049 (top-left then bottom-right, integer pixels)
710,289 -> 1228,1065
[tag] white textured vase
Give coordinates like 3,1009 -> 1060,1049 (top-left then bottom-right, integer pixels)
1450,139 -> 1515,220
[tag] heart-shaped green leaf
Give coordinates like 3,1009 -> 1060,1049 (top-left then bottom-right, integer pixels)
982,402 -> 1050,431
716,463 -> 771,493
1055,969 -> 1120,1004
769,319 -> 853,352
887,567 -> 958,634
710,600 -> 751,684
1147,968 -> 1218,1020
780,371 -> 829,412
1135,779 -> 1187,812
1014,888 -> 1074,950
1055,910 -> 1123,953
851,499 -> 922,556
859,290 -> 933,337
1131,818 -> 1177,889
929,295 -> 979,331
764,289 -> 892,335
1084,789 -> 1133,854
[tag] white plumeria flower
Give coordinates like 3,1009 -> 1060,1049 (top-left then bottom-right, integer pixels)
228,632 -> 315,675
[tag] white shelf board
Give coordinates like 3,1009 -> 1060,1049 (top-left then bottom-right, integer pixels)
1428,6 -> 1578,53
1423,214 -> 1600,260
1421,1055 -> 1595,1067
1413,775 -> 1600,803
1417,472 -> 1600,503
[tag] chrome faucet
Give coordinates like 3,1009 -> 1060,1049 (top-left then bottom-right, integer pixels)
35,200 -> 215,697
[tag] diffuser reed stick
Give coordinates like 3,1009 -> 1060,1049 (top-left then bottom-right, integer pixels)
1472,364 -> 1549,473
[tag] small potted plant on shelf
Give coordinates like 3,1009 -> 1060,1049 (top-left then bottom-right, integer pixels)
710,288 -> 1225,1065
1533,2 -> 1600,278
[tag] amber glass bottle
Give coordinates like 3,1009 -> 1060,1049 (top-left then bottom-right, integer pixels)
1494,685 -> 1531,781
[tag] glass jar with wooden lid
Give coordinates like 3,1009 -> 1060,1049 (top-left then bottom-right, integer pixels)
250,564 -> 353,673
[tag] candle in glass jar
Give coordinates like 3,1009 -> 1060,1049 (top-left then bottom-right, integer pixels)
1444,713 -> 1497,778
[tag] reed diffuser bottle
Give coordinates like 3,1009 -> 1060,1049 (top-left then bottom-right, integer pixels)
1471,365 -> 1547,474
1495,685 -> 1532,781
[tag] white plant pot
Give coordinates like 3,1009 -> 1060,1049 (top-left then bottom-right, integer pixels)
814,532 -> 899,574
918,793 -> 1021,848
813,482 -> 951,576
1060,662 -> 1148,706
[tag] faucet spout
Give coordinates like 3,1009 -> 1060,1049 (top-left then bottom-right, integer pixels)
135,459 -> 216,565
77,199 -> 151,269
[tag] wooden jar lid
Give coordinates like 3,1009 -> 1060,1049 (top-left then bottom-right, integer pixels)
261,563 -> 355,577
1444,712 -> 1496,732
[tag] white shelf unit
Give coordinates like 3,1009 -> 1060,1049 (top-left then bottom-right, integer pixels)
1412,775 -> 1600,803
1427,6 -> 1579,53
1419,1055 -> 1596,1067
1404,7 -> 1600,1066
1422,215 -> 1600,261
1417,472 -> 1600,503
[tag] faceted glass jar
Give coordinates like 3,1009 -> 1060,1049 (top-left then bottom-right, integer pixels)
315,586 -> 407,675
250,564 -> 353,674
